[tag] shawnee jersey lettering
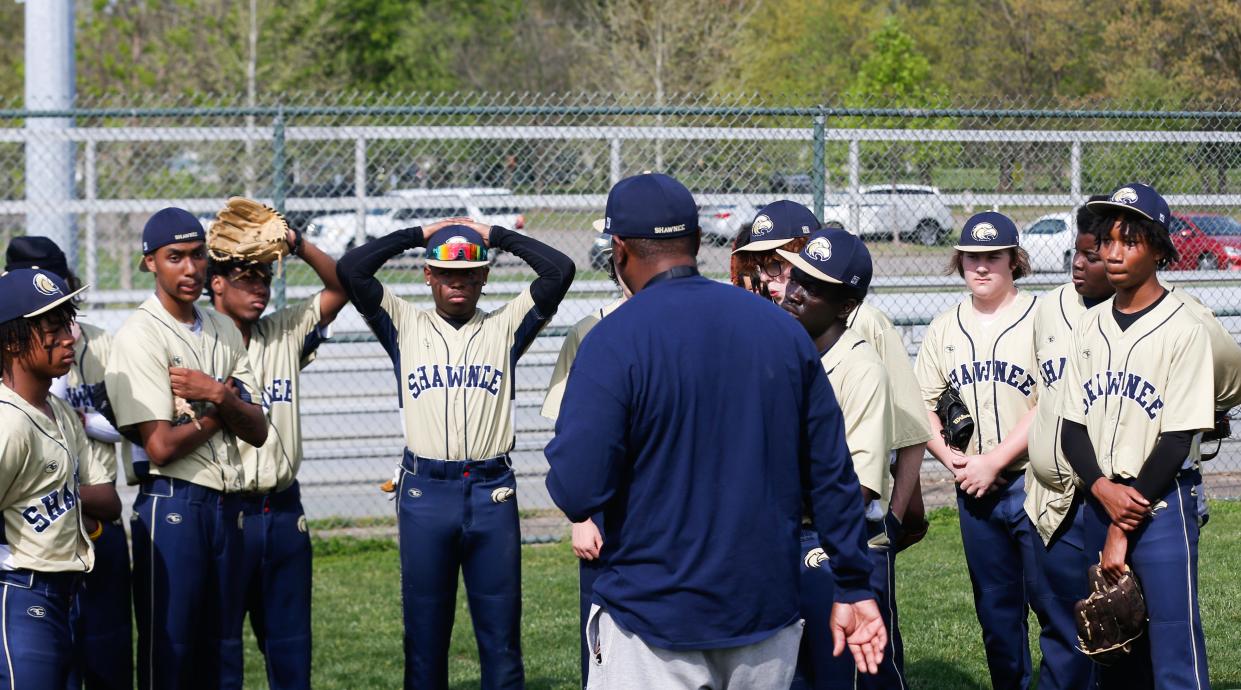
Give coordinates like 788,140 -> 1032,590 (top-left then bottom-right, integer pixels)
0,386 -> 105,572
371,286 -> 546,460
915,292 -> 1039,465
1060,295 -> 1214,479
239,294 -> 327,493
105,296 -> 260,492
1025,284 -> 1089,541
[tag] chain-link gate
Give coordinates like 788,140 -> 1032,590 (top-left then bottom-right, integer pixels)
3,93 -> 1240,533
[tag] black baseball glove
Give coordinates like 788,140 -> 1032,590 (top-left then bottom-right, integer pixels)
935,386 -> 974,452
1074,563 -> 1147,665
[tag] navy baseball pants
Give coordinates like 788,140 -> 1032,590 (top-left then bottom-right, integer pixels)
1083,470 -> 1209,690
791,515 -> 905,690
956,472 -> 1043,690
131,477 -> 244,690
67,519 -> 133,690
1028,494 -> 1094,690
239,482 -> 312,690
397,452 -> 524,690
0,569 -> 79,690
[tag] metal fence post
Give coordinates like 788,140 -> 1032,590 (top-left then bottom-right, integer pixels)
1070,140 -> 1082,203
848,139 -> 861,235
84,139 -> 97,290
609,138 -> 622,187
812,109 -> 826,220
272,107 -> 287,309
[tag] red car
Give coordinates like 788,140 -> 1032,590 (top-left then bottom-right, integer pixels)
1168,213 -> 1241,271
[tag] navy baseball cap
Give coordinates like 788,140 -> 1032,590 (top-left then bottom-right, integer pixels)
1086,183 -> 1171,232
425,226 -> 489,269
955,211 -> 1020,252
5,236 -> 71,279
140,207 -> 206,272
777,227 -> 872,291
602,173 -> 699,239
0,268 -> 88,326
734,200 -> 819,253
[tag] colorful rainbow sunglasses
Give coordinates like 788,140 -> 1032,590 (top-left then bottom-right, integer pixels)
428,242 -> 487,262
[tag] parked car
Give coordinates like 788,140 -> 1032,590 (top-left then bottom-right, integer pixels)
1021,212 -> 1077,273
1169,213 -> 1241,271
698,203 -> 759,246
820,184 -> 954,246
304,188 -> 525,256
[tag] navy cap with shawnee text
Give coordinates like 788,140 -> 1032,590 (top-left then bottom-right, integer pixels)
734,200 -> 819,253
602,173 -> 699,239
5,236 -> 71,280
1086,183 -> 1171,232
777,227 -> 872,292
954,211 -> 1019,252
0,268 -> 88,326
140,207 -> 206,272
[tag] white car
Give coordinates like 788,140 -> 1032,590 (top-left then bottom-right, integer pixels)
304,188 -> 525,256
698,203 -> 759,246
1021,212 -> 1076,273
821,184 -> 954,245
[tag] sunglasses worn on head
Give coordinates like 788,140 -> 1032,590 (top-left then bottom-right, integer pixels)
429,242 -> 487,262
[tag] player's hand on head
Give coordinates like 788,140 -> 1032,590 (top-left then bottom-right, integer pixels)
831,599 -> 887,674
169,367 -> 226,405
422,217 -> 475,239
1091,479 -> 1149,531
571,520 -> 603,561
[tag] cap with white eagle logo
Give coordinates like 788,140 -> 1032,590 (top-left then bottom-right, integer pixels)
954,211 -> 1019,252
0,268 -> 88,326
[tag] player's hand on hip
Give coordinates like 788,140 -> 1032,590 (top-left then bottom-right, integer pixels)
571,520 -> 603,561
831,599 -> 887,674
169,367 -> 226,405
1090,479 -> 1149,531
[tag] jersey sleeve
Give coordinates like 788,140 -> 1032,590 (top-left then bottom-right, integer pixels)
366,286 -> 417,362
873,325 -> 932,447
105,324 -> 174,428
61,402 -> 108,486
1059,326 -> 1088,425
914,322 -> 948,412
0,421 -> 29,502
540,325 -> 583,422
228,341 -> 261,406
269,294 -> 327,367
840,362 -> 893,501
493,286 -> 548,361
1160,322 -> 1215,433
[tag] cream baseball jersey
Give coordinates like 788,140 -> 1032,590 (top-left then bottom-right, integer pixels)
540,298 -> 625,421
1166,285 -> 1241,410
915,292 -> 1039,466
821,329 -> 894,517
0,386 -> 104,572
848,302 -> 933,450
63,321 -> 117,483
237,294 -> 326,493
374,286 -> 547,460
1060,295 -> 1214,479
1025,284 -> 1089,542
105,296 -> 260,492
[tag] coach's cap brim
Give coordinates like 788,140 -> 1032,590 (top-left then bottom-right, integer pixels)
776,249 -> 843,285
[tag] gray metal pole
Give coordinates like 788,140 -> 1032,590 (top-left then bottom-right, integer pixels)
24,0 -> 77,267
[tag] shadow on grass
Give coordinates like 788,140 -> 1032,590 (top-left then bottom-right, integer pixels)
451,678 -> 568,690
905,658 -> 991,690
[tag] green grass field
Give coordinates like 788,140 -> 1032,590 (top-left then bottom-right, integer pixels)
243,501 -> 1241,688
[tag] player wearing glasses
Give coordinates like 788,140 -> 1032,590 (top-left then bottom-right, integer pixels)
336,218 -> 574,689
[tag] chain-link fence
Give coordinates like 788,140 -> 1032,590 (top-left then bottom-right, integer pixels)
4,93 -> 1241,534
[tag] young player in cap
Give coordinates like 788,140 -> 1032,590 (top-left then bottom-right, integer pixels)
734,208 -> 932,551
337,216 -> 574,689
1060,183 -> 1214,688
540,220 -> 630,690
0,268 -> 119,688
779,228 -> 905,689
4,237 -> 133,689
914,211 -> 1047,690
206,224 -> 347,688
104,207 -> 268,689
